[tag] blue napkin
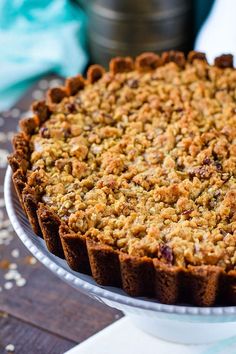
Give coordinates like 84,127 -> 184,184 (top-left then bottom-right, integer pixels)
0,0 -> 88,111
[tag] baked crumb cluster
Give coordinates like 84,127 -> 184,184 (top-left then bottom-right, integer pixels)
29,60 -> 236,269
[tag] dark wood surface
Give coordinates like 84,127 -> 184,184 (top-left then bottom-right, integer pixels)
0,78 -> 122,354
0,314 -> 73,354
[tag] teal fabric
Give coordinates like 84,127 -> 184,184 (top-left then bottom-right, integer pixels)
0,0 -> 88,111
194,0 -> 214,35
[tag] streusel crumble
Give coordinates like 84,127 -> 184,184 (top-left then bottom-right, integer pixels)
28,57 -> 236,270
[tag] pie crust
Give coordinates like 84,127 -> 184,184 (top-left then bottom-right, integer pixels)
8,51 -> 236,306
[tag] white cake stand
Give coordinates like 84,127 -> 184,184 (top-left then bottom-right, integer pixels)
4,166 -> 236,344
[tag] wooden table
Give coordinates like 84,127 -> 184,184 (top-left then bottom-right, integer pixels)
0,78 -> 122,354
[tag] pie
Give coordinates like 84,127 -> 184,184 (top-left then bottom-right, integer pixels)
8,51 -> 236,306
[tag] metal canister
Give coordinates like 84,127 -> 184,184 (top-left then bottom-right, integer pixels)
85,0 -> 194,66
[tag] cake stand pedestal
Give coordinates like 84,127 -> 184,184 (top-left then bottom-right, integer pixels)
65,316 -> 236,354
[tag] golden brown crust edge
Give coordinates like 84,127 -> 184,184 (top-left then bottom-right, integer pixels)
37,203 -> 64,258
60,231 -> 230,306
8,51 -> 236,306
59,224 -> 91,274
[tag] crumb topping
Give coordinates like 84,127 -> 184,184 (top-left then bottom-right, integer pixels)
29,60 -> 236,269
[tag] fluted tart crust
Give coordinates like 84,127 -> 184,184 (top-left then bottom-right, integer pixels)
8,51 -> 236,306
